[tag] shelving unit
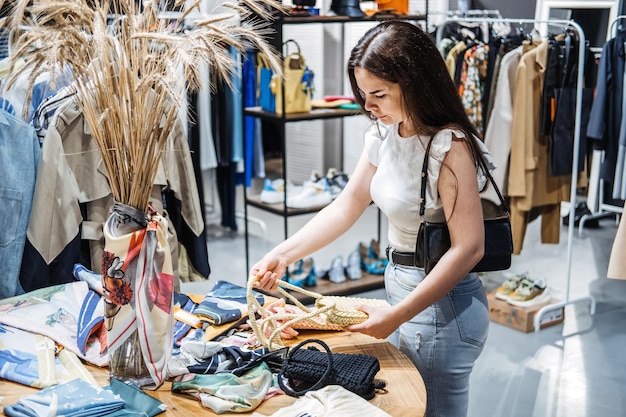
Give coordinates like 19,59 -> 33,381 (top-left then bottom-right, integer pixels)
257,272 -> 388,305
242,9 -> 429,297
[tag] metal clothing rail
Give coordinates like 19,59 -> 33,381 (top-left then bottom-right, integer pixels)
578,15 -> 626,232
436,16 -> 596,332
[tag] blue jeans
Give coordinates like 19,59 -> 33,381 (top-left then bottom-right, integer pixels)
385,262 -> 489,417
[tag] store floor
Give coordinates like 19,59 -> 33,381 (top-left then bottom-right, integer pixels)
182,193 -> 626,417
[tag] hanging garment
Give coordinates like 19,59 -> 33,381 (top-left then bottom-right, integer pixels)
211,76 -> 238,232
587,29 -> 626,189
481,45 -> 523,205
195,63 -> 218,171
1,64 -> 70,122
548,35 -> 595,177
0,109 -> 40,299
459,43 -> 489,135
508,39 -> 570,254
243,49 -> 266,187
444,40 -> 467,80
31,85 -> 77,145
483,33 -> 525,128
612,68 -> 626,199
21,92 -> 208,293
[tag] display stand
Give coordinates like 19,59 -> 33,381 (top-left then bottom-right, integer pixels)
436,16 -> 596,332
578,15 -> 626,232
241,12 -> 428,276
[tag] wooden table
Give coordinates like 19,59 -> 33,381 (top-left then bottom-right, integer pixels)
0,331 -> 426,417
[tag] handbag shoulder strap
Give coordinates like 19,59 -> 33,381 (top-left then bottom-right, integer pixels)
419,134 -> 509,217
278,339 -> 334,397
257,52 -> 271,70
419,137 -> 435,217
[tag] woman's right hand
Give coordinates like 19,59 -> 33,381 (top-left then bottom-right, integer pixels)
250,255 -> 286,293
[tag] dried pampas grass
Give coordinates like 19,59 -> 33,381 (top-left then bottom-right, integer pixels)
0,0 -> 282,210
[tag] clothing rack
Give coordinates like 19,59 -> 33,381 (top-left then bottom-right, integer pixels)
429,9 -> 502,19
449,9 -> 502,18
436,16 -> 597,332
578,15 -> 626,233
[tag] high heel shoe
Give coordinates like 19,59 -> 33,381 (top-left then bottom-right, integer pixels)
346,250 -> 362,280
303,258 -> 317,287
328,255 -> 346,283
285,257 -> 317,287
359,241 -> 387,275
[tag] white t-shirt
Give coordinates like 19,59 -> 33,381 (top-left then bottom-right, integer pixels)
365,123 -> 491,253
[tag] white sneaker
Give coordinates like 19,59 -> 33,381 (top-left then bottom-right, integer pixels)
507,277 -> 550,307
286,181 -> 332,209
260,179 -> 301,204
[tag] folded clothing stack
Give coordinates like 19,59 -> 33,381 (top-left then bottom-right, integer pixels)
311,95 -> 360,110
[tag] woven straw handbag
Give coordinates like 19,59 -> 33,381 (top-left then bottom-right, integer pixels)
246,277 -> 389,350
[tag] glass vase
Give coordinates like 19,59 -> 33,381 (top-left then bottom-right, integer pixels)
102,201 -> 174,388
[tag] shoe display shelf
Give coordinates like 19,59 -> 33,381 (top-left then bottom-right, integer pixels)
256,273 -> 388,306
242,10 -> 429,298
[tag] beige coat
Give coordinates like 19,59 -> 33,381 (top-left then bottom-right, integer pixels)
608,214 -> 626,279
26,93 -> 205,284
507,39 -> 572,254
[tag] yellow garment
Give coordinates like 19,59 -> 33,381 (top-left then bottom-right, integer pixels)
0,57 -> 25,79
444,41 -> 467,80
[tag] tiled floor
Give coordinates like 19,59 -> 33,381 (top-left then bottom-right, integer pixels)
183,188 -> 626,417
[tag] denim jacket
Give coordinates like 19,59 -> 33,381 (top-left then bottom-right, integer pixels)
0,108 -> 40,298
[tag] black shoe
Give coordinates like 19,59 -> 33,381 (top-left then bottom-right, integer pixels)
562,202 -> 599,228
330,0 -> 365,17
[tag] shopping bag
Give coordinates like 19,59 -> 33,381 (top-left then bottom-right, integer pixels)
375,0 -> 408,15
257,52 -> 275,112
258,39 -> 314,115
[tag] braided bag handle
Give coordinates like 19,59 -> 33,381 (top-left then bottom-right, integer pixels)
247,277 -> 389,350
247,277 -> 337,350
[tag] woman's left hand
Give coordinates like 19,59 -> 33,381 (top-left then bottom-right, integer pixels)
346,304 -> 399,340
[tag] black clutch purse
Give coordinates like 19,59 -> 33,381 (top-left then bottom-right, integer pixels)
414,136 -> 513,274
278,338 -> 385,400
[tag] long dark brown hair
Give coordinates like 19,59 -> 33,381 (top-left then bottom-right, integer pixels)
347,20 -> 487,180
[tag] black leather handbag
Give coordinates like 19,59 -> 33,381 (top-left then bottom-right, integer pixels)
278,339 -> 385,400
414,137 -> 513,274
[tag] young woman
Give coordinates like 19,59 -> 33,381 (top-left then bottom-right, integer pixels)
251,20 -> 492,417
